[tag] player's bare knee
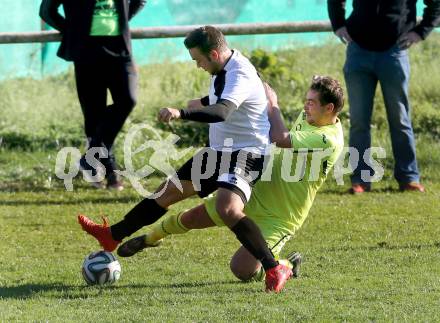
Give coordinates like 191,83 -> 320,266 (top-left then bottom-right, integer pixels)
155,181 -> 176,197
216,204 -> 242,226
165,182 -> 183,198
181,204 -> 216,230
180,209 -> 197,228
230,250 -> 261,282
155,180 -> 187,207
216,204 -> 231,219
230,260 -> 255,282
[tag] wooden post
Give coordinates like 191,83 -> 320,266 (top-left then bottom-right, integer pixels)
0,21 -> 333,44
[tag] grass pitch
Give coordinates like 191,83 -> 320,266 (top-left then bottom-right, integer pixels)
1,141 -> 440,321
1,38 -> 440,322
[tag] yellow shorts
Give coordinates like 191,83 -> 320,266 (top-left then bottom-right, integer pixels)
203,195 -> 293,259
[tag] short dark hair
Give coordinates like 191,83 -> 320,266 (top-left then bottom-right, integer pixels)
310,75 -> 344,113
184,26 -> 228,56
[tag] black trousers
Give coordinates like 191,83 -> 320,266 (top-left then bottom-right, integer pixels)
74,56 -> 138,169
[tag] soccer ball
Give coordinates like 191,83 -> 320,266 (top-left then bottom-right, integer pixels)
81,251 -> 121,286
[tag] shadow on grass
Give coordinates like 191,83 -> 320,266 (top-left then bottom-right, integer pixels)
0,280 -> 240,299
324,241 -> 440,252
0,195 -> 141,206
321,185 -> 402,195
0,181 -> 91,193
0,175 -> 165,193
0,283 -> 76,299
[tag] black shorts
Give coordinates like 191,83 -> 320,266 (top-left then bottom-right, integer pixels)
176,148 -> 266,203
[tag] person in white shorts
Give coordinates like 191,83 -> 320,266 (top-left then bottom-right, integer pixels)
78,26 -> 292,292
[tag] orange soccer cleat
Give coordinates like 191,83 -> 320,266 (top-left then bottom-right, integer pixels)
265,264 -> 293,293
77,214 -> 121,252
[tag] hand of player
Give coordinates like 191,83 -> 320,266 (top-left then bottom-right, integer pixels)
397,31 -> 422,50
187,99 -> 203,109
158,108 -> 181,123
263,82 -> 280,113
335,27 -> 353,44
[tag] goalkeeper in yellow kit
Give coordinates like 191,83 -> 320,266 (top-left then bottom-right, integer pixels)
119,76 -> 345,290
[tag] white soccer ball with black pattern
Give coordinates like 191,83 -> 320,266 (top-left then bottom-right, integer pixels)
81,251 -> 121,285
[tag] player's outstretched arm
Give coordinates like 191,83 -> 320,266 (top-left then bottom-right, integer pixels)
158,99 -> 236,123
158,107 -> 181,123
187,99 -> 204,109
187,96 -> 210,109
264,83 -> 292,148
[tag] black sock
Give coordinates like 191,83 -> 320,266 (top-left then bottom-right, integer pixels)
110,198 -> 167,241
231,217 -> 278,271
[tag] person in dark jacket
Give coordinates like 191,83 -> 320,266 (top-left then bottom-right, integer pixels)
327,0 -> 440,193
40,0 -> 146,190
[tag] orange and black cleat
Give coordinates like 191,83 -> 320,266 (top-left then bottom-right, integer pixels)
77,214 -> 121,252
265,264 -> 293,293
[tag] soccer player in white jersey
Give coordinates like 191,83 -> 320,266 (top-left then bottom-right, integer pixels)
78,26 -> 292,292
111,76 -> 345,290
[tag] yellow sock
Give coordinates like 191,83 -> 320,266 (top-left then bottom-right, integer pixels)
146,212 -> 190,245
279,259 -> 293,269
250,267 -> 265,282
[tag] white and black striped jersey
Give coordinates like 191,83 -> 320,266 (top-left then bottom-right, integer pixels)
208,50 -> 270,154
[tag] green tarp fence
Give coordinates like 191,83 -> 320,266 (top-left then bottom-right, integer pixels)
4,0 -> 429,79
